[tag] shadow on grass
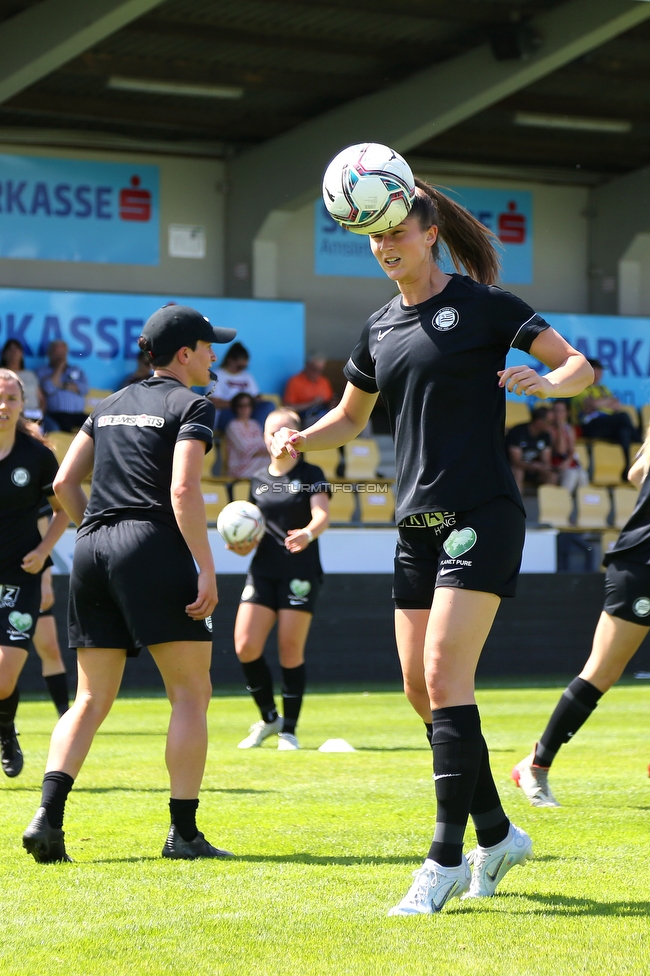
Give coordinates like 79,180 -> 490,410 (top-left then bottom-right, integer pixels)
232,853 -> 421,866
5,786 -> 277,795
501,892 -> 650,917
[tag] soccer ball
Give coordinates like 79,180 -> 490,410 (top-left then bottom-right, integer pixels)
217,501 -> 265,545
322,143 -> 415,235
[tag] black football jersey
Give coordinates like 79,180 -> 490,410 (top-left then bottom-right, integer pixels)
0,431 -> 58,577
343,274 -> 550,520
79,375 -> 215,536
604,473 -> 650,566
249,457 -> 329,577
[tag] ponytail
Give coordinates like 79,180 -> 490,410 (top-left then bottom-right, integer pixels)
411,178 -> 501,285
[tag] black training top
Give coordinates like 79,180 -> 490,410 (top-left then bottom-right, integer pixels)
505,423 -> 552,463
79,375 -> 215,537
249,457 -> 329,577
0,431 -> 58,578
343,274 -> 550,521
604,473 -> 650,566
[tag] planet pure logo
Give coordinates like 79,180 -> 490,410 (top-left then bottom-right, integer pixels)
443,528 -> 477,559
8,610 -> 32,632
289,579 -> 311,598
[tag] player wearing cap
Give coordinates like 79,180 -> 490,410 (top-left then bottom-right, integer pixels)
23,305 -> 236,863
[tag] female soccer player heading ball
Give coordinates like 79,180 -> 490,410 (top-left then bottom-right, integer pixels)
272,171 -> 593,915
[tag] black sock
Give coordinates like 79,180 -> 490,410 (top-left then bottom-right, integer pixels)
41,771 -> 75,829
44,673 -> 70,717
535,677 -> 603,767
470,737 -> 510,849
425,723 -> 433,747
0,686 -> 19,728
427,705 -> 483,868
280,664 -> 305,735
169,798 -> 199,842
240,657 -> 278,724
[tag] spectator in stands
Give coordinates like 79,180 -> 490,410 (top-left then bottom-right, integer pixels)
573,358 -> 637,471
121,351 -> 153,387
283,353 -> 336,425
1,339 -> 45,423
37,341 -> 88,433
506,406 -> 556,493
209,342 -> 273,432
549,399 -> 589,493
225,393 -> 268,479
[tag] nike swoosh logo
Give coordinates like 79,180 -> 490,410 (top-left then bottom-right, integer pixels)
8,633 -> 26,640
438,567 -> 462,576
434,772 -> 462,780
486,854 -> 507,883
377,328 -> 394,340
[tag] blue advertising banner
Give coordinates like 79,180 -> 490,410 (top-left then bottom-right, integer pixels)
506,313 -> 650,407
0,154 -> 159,264
314,188 -> 533,284
0,289 -> 304,393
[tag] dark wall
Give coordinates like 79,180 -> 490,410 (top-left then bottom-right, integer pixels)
19,573 -> 650,694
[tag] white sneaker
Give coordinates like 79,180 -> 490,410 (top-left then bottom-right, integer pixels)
237,716 -> 283,749
277,732 -> 299,751
463,823 -> 533,899
511,748 -> 561,807
388,857 -> 470,916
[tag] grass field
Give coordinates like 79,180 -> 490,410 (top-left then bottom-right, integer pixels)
1,684 -> 648,976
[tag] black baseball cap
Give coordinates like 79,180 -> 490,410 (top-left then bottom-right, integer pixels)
141,305 -> 236,357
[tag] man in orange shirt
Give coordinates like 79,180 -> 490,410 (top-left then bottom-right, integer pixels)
283,354 -> 335,424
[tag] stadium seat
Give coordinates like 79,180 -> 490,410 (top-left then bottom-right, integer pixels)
574,441 -> 590,474
505,400 -> 531,430
590,442 -> 625,486
641,403 -> 650,436
343,438 -> 380,482
358,485 -> 395,523
304,449 -> 340,482
84,388 -> 112,414
259,393 -> 281,408
201,437 -> 230,482
327,487 -> 357,524
576,486 -> 611,529
613,486 -> 638,529
46,430 -> 75,464
600,529 -> 620,567
231,480 -> 250,502
617,403 -> 639,429
200,482 -> 229,523
537,485 -> 572,528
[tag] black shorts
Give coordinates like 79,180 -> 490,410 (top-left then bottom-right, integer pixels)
69,520 -> 213,657
603,558 -> 650,625
393,496 -> 525,610
0,577 -> 41,650
239,572 -> 321,615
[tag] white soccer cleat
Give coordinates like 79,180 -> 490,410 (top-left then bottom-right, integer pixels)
237,716 -> 283,749
277,732 -> 300,751
463,823 -> 533,899
511,749 -> 561,807
388,858 -> 470,916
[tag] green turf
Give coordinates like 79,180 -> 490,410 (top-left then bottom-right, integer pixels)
1,686 -> 648,976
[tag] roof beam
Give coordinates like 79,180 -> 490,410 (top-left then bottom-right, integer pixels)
0,0 -> 168,106
227,0 -> 650,295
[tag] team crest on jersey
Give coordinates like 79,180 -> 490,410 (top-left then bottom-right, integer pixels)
11,467 -> 30,487
432,307 -> 459,332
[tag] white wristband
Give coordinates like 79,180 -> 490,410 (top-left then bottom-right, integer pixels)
304,528 -> 314,544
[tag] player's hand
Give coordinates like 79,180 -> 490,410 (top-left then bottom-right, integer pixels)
270,427 -> 305,460
21,548 -> 46,574
284,529 -> 310,553
498,366 -> 555,399
185,570 -> 218,619
226,540 -> 258,556
40,579 -> 55,612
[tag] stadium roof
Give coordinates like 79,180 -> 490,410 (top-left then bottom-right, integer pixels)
0,0 -> 649,187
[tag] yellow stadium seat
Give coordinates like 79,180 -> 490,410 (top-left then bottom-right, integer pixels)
259,393 -> 282,409
358,485 -> 395,523
200,482 -> 229,524
201,439 -> 221,481
304,449 -> 340,482
505,400 -> 531,430
613,486 -> 638,529
617,403 -> 639,428
537,485 -> 572,528
640,403 -> 650,436
600,529 -> 620,569
327,487 -> 357,524
590,442 -> 625,487
574,441 -> 590,473
231,480 -> 250,502
576,486 -> 611,529
84,388 -> 112,414
46,431 -> 75,465
343,438 -> 380,482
